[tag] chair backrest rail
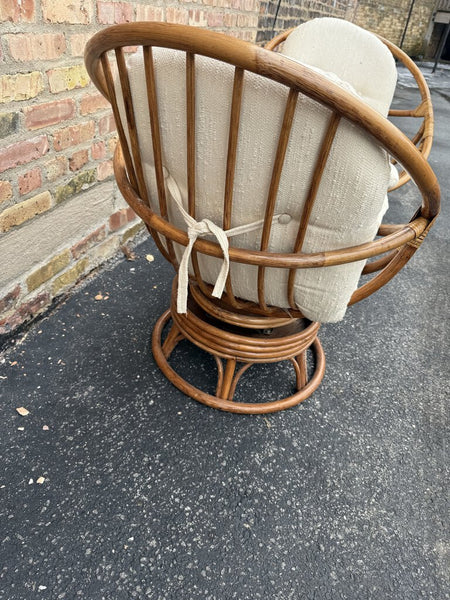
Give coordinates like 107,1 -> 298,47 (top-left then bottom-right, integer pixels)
287,112 -> 341,308
142,46 -> 178,266
143,46 -> 167,218
257,87 -> 299,309
186,52 -> 196,219
222,66 -> 246,309
223,67 -> 244,231
115,47 -> 150,210
101,52 -> 138,193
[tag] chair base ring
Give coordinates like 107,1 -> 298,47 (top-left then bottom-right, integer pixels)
152,305 -> 326,415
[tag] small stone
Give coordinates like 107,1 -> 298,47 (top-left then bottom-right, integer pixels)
94,294 -> 103,301
146,254 -> 154,262
16,407 -> 29,416
36,477 -> 45,485
43,425 -> 49,431
17,427 -> 25,431
28,478 -> 34,484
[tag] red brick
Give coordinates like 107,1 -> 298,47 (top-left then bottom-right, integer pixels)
136,5 -> 163,20
189,9 -> 208,26
69,149 -> 89,171
223,13 -> 237,27
0,284 -> 21,314
91,141 -> 106,160
24,99 -> 75,131
98,113 -> 116,136
71,225 -> 106,259
126,207 -> 137,222
0,291 -> 50,334
0,0 -> 34,23
69,34 -> 91,57
208,12 -> 224,26
0,181 -> 13,203
97,160 -> 113,181
80,93 -> 110,115
0,136 -> 49,174
166,6 -> 189,24
19,292 -> 50,318
109,208 -> 128,232
97,1 -> 133,24
53,121 -> 95,151
18,167 -> 42,195
42,0 -> 92,24
7,33 -> 66,61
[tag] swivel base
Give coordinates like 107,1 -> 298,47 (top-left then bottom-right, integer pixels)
152,291 -> 326,414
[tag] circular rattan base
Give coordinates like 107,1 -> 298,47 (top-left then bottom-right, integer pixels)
152,304 -> 326,414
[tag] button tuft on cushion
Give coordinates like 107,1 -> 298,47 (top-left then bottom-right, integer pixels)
278,213 -> 291,224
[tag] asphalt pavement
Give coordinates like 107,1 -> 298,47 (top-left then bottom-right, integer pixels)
0,63 -> 449,600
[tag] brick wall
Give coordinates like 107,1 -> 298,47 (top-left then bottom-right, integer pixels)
256,0 -> 434,55
352,0 -> 436,56
0,0 -> 260,337
256,0 -> 357,44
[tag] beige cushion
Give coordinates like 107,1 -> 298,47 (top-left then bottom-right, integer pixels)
116,21 -> 395,322
281,17 -> 397,116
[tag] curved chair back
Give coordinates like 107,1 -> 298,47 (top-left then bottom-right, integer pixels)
85,22 -> 439,323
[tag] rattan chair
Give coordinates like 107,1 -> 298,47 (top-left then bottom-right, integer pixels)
85,21 -> 440,414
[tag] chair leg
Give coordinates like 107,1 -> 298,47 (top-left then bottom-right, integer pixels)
292,351 -> 308,390
216,358 -> 236,400
162,322 -> 184,359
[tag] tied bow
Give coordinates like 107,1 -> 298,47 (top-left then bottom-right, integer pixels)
165,173 -> 282,314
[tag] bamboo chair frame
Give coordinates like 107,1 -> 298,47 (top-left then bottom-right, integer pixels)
265,29 -> 435,192
85,23 -> 440,414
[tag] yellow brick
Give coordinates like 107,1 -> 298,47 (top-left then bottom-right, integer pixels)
107,136 -> 118,155
47,65 -> 90,94
0,191 -> 52,232
0,181 -> 13,204
0,72 -> 43,103
26,249 -> 71,292
121,221 -> 144,244
52,258 -> 89,295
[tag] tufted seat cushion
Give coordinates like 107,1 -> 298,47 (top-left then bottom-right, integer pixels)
116,18 -> 397,322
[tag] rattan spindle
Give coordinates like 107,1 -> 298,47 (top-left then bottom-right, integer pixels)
115,47 -> 149,205
257,88 -> 298,310
287,112 -> 341,308
101,52 -> 139,193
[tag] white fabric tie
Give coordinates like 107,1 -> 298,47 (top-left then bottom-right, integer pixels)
165,174 -> 282,314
